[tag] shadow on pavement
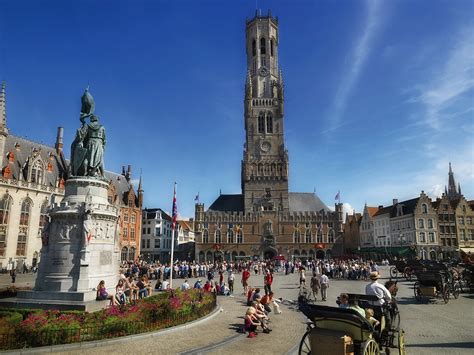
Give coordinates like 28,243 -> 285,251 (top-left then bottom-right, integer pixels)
407,342 -> 474,349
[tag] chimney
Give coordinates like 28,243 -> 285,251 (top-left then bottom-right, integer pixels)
393,199 -> 398,206
378,205 -> 383,210
55,126 -> 64,153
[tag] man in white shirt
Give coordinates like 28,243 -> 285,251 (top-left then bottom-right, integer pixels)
365,272 -> 391,306
320,272 -> 330,301
181,279 -> 190,291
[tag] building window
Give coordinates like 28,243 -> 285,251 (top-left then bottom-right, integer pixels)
270,39 -> 274,56
155,227 -> 161,237
418,219 -> 424,228
468,229 -> 474,240
266,112 -> 273,133
252,39 -> 256,56
147,239 -> 150,249
128,199 -> 133,207
236,229 -> 243,243
260,37 -> 266,55
305,230 -> 311,243
467,217 -> 472,225
419,232 -> 426,243
155,239 -> 160,248
317,230 -> 323,243
458,217 -> 465,225
38,201 -> 49,237
261,56 -> 266,67
293,230 -> 301,243
258,112 -> 265,133
121,247 -> 129,261
142,228 -> 146,234
422,204 -> 428,214
123,227 -> 128,239
460,229 -> 466,241
215,229 -> 221,243
124,212 -> 129,222
147,228 -> 151,234
428,219 -> 433,229
30,159 -> 44,185
428,232 -> 435,243
328,230 -> 335,243
130,228 -> 135,241
130,213 -> 136,224
227,229 -> 234,243
20,199 -> 31,227
203,229 -> 209,244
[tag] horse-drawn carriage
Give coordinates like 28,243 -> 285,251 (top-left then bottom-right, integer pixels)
389,259 -> 435,281
413,268 -> 460,303
298,294 -> 405,355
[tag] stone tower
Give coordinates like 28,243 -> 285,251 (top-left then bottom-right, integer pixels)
446,162 -> 461,200
242,11 -> 289,213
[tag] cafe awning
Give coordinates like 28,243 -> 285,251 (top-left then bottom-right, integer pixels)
460,248 -> 474,255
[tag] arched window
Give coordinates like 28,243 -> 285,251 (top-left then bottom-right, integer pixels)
0,195 -> 12,257
215,229 -> 221,243
317,229 -> 323,243
422,204 -> 428,214
419,232 -> 426,243
227,229 -> 234,243
260,37 -> 266,55
305,229 -> 311,243
270,39 -> 274,56
121,247 -> 129,261
17,199 -> 32,256
258,112 -> 265,133
30,159 -> 44,185
129,247 -> 136,260
266,112 -> 273,133
203,229 -> 209,243
252,39 -> 256,56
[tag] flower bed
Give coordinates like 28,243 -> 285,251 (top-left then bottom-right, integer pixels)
0,289 -> 216,350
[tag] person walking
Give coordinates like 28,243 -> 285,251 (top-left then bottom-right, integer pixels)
242,268 -> 250,295
264,269 -> 273,295
320,271 -> 329,301
228,270 -> 235,294
310,272 -> 320,301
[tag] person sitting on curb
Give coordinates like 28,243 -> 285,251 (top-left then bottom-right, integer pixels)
260,291 -> 274,313
115,279 -> 127,305
250,302 -> 272,333
96,280 -> 116,305
244,307 -> 261,338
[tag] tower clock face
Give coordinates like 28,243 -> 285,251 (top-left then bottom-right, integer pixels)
258,67 -> 269,77
260,141 -> 271,152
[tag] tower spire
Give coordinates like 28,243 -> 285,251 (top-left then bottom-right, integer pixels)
447,162 -> 461,200
0,81 -> 7,132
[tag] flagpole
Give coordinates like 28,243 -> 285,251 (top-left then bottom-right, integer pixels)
170,182 -> 177,289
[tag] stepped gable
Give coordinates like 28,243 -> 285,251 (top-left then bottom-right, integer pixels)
208,194 -> 244,212
289,192 -> 330,212
2,134 -> 67,186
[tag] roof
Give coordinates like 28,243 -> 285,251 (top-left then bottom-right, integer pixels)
178,220 -> 193,231
208,194 -> 244,212
105,170 -> 135,206
288,192 -> 330,212
390,198 -> 419,218
2,134 -> 67,186
346,213 -> 362,225
366,207 -> 379,217
373,206 -> 392,217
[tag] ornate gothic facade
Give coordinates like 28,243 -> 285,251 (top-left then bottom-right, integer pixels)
194,13 -> 343,262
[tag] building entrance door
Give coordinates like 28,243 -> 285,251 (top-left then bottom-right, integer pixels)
316,250 -> 325,260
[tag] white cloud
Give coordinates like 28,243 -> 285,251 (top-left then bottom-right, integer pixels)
342,202 -> 355,222
412,26 -> 474,130
328,0 -> 381,130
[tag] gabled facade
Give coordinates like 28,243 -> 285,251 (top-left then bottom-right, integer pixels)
413,191 -> 439,260
433,193 -> 458,259
373,205 -> 392,248
343,211 -> 361,252
141,208 -> 175,262
359,204 -> 378,248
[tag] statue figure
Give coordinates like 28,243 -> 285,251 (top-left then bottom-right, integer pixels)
41,216 -> 51,247
263,219 -> 273,236
70,88 -> 106,178
83,209 -> 93,248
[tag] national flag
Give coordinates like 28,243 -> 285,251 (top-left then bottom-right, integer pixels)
194,193 -> 199,202
171,183 -> 178,230
335,191 -> 340,201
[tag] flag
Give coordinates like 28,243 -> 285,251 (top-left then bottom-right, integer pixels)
335,191 -> 340,201
194,193 -> 199,202
171,183 -> 178,230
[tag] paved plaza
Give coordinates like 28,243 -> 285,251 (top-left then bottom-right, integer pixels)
1,267 -> 473,354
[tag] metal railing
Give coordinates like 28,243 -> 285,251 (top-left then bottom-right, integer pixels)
0,294 -> 216,350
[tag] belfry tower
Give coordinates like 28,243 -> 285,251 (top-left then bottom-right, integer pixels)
242,12 -> 289,213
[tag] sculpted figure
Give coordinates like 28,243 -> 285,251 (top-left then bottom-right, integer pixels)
83,209 -> 93,248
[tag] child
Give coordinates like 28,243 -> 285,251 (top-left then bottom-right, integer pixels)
365,308 -> 380,327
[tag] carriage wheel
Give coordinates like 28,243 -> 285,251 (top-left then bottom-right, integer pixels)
442,287 -> 450,304
397,329 -> 406,355
391,306 -> 401,329
390,267 -> 398,279
298,330 -> 312,355
362,339 -> 380,355
413,282 -> 422,301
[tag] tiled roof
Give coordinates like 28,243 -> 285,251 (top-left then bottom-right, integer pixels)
366,207 -> 379,217
288,192 -> 330,212
390,198 -> 419,218
373,206 -> 392,217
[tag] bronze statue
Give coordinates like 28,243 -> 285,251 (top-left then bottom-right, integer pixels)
70,88 -> 106,178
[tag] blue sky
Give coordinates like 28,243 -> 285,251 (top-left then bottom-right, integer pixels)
1,0 -> 473,218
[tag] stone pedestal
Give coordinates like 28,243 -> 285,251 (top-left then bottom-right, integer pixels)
16,177 -> 120,306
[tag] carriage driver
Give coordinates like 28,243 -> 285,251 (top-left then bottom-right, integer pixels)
365,272 -> 392,328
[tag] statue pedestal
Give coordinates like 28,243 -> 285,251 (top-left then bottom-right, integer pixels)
12,178 -> 120,310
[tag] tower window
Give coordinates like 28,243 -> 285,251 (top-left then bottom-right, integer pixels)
270,39 -> 274,56
266,113 -> 273,133
252,39 -> 256,57
260,37 -> 266,55
258,113 -> 265,133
